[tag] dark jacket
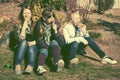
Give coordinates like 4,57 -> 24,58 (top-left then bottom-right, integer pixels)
33,18 -> 65,49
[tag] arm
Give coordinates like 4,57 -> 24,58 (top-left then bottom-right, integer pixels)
78,23 -> 89,37
33,20 -> 48,49
63,28 -> 80,44
63,25 -> 88,45
51,19 -> 65,46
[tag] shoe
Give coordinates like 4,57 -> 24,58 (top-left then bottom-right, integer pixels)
56,59 -> 64,72
15,65 -> 21,75
101,56 -> 117,64
37,66 -> 47,74
70,58 -> 79,64
68,58 -> 79,68
23,65 -> 33,75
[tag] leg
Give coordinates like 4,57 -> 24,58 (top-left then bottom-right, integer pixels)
85,37 -> 117,64
14,40 -> 28,74
66,41 -> 79,69
23,45 -> 38,74
85,37 -> 105,58
37,48 -> 48,74
69,41 -> 79,60
50,40 -> 64,72
15,40 -> 28,65
50,40 -> 61,63
27,45 -> 38,67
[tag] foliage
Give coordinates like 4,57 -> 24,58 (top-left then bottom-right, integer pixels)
98,0 -> 114,14
106,14 -> 120,21
0,21 -> 13,30
65,0 -> 77,11
0,0 -> 21,3
89,32 -> 101,39
22,0 -> 66,21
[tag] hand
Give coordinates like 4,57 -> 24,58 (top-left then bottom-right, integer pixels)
78,23 -> 87,35
22,21 -> 29,30
28,41 -> 36,46
78,37 -> 88,45
52,20 -> 57,33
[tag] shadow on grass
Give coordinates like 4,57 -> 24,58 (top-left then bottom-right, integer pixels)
97,19 -> 120,35
80,54 -> 101,62
97,19 -> 120,30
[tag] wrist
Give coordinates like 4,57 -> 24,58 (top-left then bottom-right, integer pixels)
54,31 -> 57,33
33,41 -> 36,45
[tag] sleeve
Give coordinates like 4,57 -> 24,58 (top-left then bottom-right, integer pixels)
63,27 -> 86,44
33,20 -> 48,49
51,19 -> 65,47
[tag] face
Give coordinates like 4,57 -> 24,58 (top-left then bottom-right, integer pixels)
23,9 -> 32,21
71,11 -> 82,26
46,13 -> 55,24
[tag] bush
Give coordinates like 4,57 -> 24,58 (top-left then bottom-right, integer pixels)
98,0 -> 114,14
89,32 -> 101,39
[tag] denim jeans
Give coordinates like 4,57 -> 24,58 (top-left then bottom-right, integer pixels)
65,37 -> 105,60
39,40 -> 60,57
15,40 -> 38,67
68,41 -> 79,60
85,37 -> 105,58
38,40 -> 60,65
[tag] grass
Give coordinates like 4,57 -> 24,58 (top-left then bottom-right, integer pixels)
89,32 -> 101,39
0,48 -> 120,80
106,14 -> 120,21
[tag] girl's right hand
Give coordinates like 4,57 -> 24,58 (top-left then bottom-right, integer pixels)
28,41 -> 36,46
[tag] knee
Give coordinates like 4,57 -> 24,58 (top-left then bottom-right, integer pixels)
20,40 -> 27,46
29,46 -> 38,54
50,40 -> 59,47
71,41 -> 79,48
39,49 -> 48,57
85,37 -> 93,44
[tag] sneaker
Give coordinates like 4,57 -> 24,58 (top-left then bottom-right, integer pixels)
23,65 -> 33,75
15,65 -> 21,75
70,58 -> 79,64
56,59 -> 64,72
69,58 -> 79,68
37,66 -> 47,74
101,56 -> 117,64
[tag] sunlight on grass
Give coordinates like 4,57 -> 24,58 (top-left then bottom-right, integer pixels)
0,49 -> 120,80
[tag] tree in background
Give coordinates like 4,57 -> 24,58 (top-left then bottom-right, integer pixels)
98,0 -> 114,14
22,0 -> 66,21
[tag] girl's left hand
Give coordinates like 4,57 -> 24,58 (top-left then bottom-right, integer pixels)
28,41 -> 36,46
52,20 -> 57,33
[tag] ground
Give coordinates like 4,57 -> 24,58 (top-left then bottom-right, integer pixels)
0,2 -> 120,80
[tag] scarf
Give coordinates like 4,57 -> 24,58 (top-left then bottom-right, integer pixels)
75,26 -> 80,37
42,22 -> 52,45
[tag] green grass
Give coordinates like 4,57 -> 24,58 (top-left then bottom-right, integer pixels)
106,14 -> 120,21
0,48 -> 120,80
89,32 -> 101,39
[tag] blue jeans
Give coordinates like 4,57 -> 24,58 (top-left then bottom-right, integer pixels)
39,40 -> 60,57
38,40 -> 60,65
15,40 -> 38,67
66,37 -> 105,60
69,41 -> 79,60
85,37 -> 105,58
62,41 -> 79,60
